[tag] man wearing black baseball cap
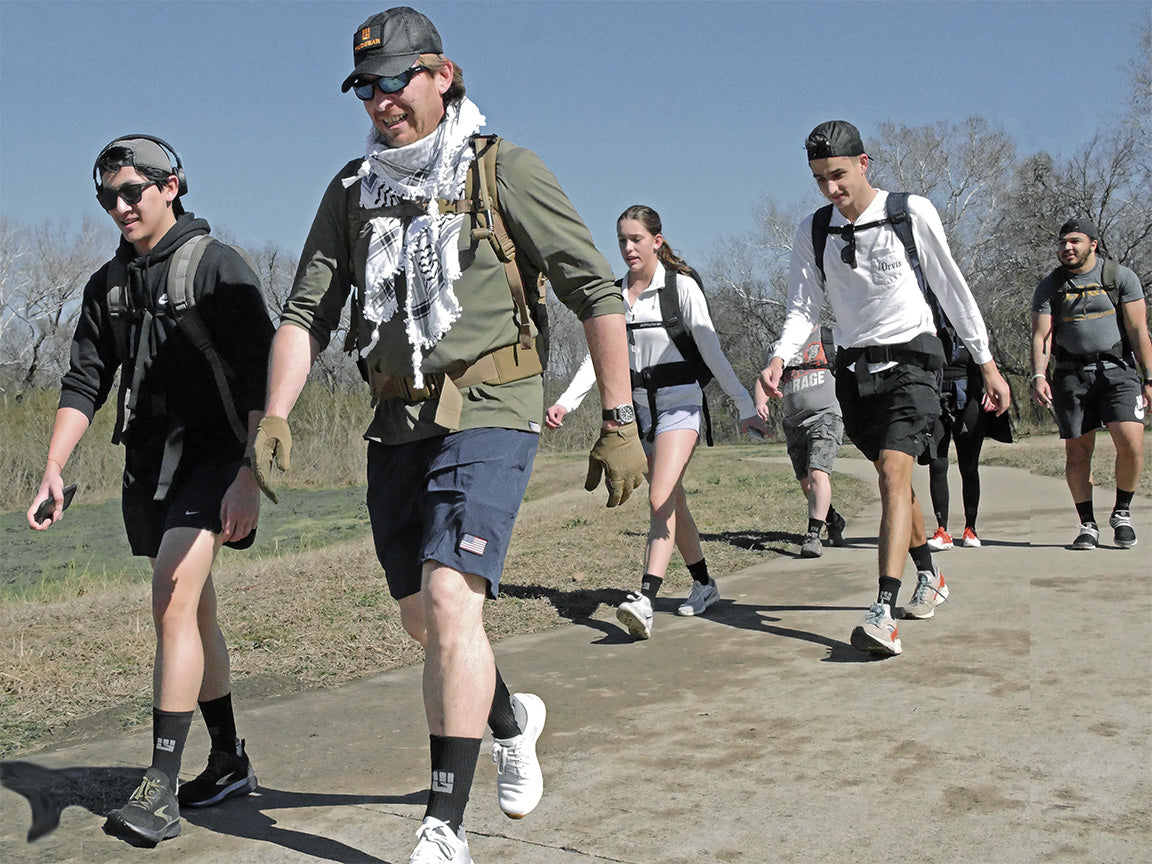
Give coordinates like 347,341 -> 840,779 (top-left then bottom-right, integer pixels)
759,120 -> 1010,658
28,135 -> 273,843
1030,216 -> 1152,550
258,7 -> 643,861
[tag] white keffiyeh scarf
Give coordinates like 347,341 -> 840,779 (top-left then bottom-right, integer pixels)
345,97 -> 486,386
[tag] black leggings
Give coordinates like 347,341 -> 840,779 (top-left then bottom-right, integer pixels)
928,423 -> 985,531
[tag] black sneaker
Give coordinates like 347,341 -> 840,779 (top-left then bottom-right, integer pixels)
104,767 -> 180,844
826,511 -> 846,547
1071,522 -> 1099,550
1109,510 -> 1137,548
178,739 -> 258,808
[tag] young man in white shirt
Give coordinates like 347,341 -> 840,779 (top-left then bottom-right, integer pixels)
759,121 -> 1011,657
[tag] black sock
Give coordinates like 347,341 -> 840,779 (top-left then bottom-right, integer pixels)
150,709 -> 193,790
487,667 -> 520,740
826,505 -> 840,523
908,542 -> 934,573
877,577 -> 902,611
1114,489 -> 1134,514
807,518 -> 825,536
686,559 -> 710,585
198,693 -> 238,753
425,735 -> 481,833
1075,500 -> 1096,525
640,574 -> 663,600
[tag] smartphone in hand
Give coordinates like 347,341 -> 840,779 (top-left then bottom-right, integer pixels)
34,483 -> 77,524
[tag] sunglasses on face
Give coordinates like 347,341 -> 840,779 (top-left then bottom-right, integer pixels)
96,181 -> 157,211
352,66 -> 428,100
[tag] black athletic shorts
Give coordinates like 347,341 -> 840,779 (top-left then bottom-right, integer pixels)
121,450 -> 254,558
1051,362 -> 1145,439
836,363 -> 941,463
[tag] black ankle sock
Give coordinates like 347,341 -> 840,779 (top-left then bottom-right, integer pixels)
150,709 -> 193,789
908,542 -> 933,573
686,559 -> 710,585
487,667 -> 520,740
807,518 -> 825,536
1075,500 -> 1096,525
1114,490 -> 1134,514
640,574 -> 663,600
877,577 -> 902,611
198,693 -> 238,753
425,735 -> 481,833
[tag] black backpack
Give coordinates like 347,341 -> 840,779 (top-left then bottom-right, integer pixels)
625,265 -> 716,444
1047,258 -> 1129,363
812,192 -> 961,363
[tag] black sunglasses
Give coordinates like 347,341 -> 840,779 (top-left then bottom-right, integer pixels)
96,181 -> 157,211
839,225 -> 857,269
352,67 -> 428,100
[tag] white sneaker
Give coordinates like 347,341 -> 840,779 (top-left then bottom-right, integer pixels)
617,592 -> 653,639
409,817 -> 472,864
901,566 -> 950,619
492,693 -> 545,819
677,578 -> 720,616
849,603 -> 902,656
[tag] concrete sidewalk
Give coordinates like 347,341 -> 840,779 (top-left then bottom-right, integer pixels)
3,458 -> 1150,863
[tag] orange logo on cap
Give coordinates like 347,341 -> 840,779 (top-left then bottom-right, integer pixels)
355,27 -> 381,51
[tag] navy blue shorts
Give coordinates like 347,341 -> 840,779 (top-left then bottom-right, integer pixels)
121,452 -> 254,558
366,428 -> 538,600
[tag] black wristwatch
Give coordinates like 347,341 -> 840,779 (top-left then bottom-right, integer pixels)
602,404 -> 636,425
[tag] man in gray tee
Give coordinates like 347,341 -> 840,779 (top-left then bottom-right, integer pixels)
1030,215 -> 1152,549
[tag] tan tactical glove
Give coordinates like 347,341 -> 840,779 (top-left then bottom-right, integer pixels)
251,415 -> 292,503
584,422 -> 646,507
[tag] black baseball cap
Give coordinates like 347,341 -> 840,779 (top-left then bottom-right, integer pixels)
805,121 -> 866,161
340,7 -> 443,92
1058,216 -> 1098,240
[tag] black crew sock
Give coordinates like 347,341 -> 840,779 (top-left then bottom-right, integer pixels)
909,542 -> 934,573
198,693 -> 238,753
150,709 -> 194,790
686,558 -> 710,586
807,517 -> 825,536
1075,500 -> 1096,526
425,735 -> 481,833
640,574 -> 663,600
877,577 -> 902,611
487,667 -> 520,740
826,506 -> 840,523
1114,489 -> 1135,514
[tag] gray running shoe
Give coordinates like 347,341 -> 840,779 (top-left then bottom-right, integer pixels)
1109,510 -> 1137,548
104,767 -> 180,844
677,578 -> 720,616
617,592 -> 653,639
826,511 -> 846,546
850,603 -> 902,656
902,566 -> 950,619
800,531 -> 824,558
1072,522 -> 1099,550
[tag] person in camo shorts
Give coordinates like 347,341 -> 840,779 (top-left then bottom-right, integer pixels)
755,325 -> 847,558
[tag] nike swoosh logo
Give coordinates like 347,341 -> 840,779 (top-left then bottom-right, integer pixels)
185,510 -> 200,516
215,772 -> 236,786
154,805 -> 171,819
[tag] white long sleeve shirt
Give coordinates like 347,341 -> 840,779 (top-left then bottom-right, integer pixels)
557,262 -> 756,418
771,190 -> 992,368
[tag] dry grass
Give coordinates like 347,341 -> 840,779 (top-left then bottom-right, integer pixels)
1,445 -> 859,758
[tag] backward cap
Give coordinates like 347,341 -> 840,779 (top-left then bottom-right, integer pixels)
340,7 -> 442,92
95,137 -> 176,180
805,120 -> 865,161
1058,215 -> 1098,240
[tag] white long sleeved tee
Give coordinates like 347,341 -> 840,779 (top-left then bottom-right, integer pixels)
771,190 -> 992,368
556,262 -> 756,418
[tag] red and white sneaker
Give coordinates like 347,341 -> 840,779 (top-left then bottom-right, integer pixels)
927,527 -> 953,551
962,527 -> 981,547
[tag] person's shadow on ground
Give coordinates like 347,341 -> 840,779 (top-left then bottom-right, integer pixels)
2,760 -> 425,863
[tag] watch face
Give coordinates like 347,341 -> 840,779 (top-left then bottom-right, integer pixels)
616,404 -> 635,423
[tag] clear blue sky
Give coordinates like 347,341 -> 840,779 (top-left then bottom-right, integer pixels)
1,1 -> 1148,269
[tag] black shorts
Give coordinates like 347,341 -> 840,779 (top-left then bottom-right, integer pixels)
1051,363 -> 1145,439
121,452 -> 254,558
836,363 -> 941,463
366,428 -> 538,601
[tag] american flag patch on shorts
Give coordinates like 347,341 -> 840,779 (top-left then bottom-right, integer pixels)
459,533 -> 488,556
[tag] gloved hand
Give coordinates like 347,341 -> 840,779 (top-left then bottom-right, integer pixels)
251,415 -> 292,503
585,421 -> 646,507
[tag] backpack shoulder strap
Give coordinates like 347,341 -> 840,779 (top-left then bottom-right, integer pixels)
884,193 -> 925,294
166,235 -> 247,442
811,204 -> 834,283
1102,258 -> 1120,308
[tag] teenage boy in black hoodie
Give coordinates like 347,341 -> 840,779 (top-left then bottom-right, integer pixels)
27,136 -> 274,844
